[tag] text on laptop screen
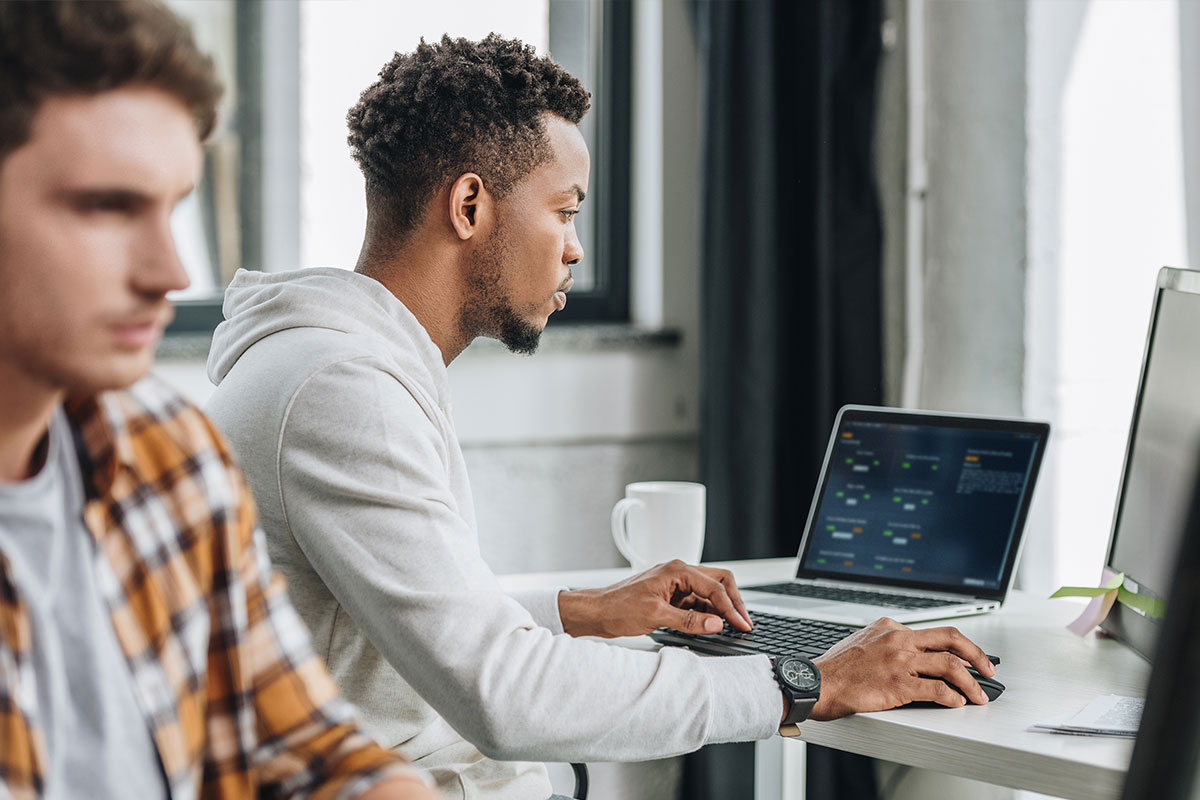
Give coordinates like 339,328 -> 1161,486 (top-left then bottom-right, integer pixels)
798,421 -> 1042,590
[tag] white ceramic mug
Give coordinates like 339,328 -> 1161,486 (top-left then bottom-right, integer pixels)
610,481 -> 706,572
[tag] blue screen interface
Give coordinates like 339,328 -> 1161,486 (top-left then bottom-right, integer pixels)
799,420 -> 1042,590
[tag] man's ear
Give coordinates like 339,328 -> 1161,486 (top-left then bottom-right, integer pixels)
448,172 -> 491,241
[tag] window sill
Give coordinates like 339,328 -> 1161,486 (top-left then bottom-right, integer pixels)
159,324 -> 682,362
459,323 -> 681,357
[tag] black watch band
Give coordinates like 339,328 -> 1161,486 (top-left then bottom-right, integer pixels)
773,655 -> 821,728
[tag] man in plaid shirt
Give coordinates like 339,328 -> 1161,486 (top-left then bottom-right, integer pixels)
0,2 -> 441,798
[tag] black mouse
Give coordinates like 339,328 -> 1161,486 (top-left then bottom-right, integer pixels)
958,666 -> 1005,702
910,666 -> 1005,706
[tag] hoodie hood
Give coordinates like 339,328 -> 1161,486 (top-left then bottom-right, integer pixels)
206,268 -> 449,406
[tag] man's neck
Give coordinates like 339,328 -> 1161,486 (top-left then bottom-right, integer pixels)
0,368 -> 63,483
354,237 -> 473,366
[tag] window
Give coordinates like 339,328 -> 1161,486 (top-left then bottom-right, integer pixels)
167,0 -> 631,335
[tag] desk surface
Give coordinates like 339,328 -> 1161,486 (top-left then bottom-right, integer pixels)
499,558 -> 1146,800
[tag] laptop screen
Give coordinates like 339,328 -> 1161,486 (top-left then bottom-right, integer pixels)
795,407 -> 1049,599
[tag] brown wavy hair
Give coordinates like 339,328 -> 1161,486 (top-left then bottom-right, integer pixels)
0,0 -> 222,164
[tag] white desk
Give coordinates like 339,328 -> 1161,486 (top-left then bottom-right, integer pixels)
499,558 -> 1148,800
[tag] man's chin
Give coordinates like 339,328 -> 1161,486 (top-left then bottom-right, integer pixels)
66,350 -> 157,395
497,318 -> 544,356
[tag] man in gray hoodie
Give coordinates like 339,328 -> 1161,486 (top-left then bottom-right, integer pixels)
206,34 -> 996,800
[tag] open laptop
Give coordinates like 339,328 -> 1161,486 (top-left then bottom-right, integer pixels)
737,405 -> 1050,626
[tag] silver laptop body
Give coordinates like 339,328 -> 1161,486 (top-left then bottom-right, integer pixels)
740,405 -> 1050,626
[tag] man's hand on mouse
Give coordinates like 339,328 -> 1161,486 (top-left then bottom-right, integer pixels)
808,617 -> 997,720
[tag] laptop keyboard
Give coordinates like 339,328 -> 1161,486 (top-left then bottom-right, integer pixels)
653,612 -> 859,660
746,582 -> 953,610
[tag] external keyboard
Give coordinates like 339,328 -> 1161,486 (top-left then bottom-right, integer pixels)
648,611 -> 859,659
746,582 -> 952,610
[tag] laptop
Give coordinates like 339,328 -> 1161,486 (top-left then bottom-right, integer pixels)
736,405 -> 1050,626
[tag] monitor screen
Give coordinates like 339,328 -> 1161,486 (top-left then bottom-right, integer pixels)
1120,449 -> 1200,800
1103,268 -> 1200,660
795,408 -> 1048,599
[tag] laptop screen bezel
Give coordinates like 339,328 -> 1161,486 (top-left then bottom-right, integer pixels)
792,405 -> 1050,602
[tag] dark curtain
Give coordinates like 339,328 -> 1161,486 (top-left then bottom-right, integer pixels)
685,0 -> 884,798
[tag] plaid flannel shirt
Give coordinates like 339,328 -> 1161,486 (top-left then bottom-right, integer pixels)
0,377 -> 424,799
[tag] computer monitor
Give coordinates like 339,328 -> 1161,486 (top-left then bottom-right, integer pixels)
1119,450 -> 1200,800
1100,266 -> 1200,661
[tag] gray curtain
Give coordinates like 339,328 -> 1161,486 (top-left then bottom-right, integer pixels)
687,0 -> 884,797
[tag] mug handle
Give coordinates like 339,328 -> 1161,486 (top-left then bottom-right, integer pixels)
611,497 -> 648,569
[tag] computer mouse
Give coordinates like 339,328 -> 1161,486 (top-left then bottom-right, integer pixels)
910,666 -> 1005,707
959,666 -> 1005,702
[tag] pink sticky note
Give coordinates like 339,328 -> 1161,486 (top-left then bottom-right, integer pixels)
1065,589 -> 1118,636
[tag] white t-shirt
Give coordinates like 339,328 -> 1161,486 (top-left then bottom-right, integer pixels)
0,408 -> 166,799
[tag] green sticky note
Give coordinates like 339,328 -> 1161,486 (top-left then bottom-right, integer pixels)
1117,587 -> 1166,620
1051,572 -> 1126,599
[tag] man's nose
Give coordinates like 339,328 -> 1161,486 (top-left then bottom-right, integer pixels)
564,222 -> 584,266
134,214 -> 191,296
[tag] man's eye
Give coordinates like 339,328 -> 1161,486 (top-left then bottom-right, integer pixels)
561,209 -> 578,221
76,193 -> 138,214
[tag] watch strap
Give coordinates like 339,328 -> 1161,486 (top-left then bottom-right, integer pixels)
781,693 -> 818,727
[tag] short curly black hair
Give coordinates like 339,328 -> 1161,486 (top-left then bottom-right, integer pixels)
347,33 -> 590,246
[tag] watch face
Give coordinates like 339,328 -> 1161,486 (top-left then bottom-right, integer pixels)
780,657 -> 820,691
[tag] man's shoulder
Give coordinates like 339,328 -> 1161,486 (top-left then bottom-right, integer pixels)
106,374 -> 226,454
70,376 -> 253,558
75,375 -> 241,494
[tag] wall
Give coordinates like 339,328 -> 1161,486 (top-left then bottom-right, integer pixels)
1024,0 -> 1189,596
916,0 -> 1027,416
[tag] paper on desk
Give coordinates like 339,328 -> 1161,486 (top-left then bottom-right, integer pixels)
1030,694 -> 1143,738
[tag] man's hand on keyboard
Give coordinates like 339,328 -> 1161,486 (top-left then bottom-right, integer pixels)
557,560 -> 754,638
809,617 -> 997,720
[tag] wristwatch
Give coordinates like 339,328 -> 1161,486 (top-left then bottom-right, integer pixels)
773,655 -> 821,731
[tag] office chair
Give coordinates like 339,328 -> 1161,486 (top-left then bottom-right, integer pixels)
570,763 -> 589,800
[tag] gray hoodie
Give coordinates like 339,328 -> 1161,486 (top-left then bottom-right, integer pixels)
205,268 -> 780,800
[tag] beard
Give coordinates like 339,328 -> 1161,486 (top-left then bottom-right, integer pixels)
460,222 -> 545,355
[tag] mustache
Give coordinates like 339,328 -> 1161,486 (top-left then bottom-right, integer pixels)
109,299 -> 174,327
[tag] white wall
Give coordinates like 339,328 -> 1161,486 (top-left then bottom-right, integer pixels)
1025,0 -> 1189,594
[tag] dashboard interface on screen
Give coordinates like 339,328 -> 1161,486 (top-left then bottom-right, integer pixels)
798,416 -> 1044,592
